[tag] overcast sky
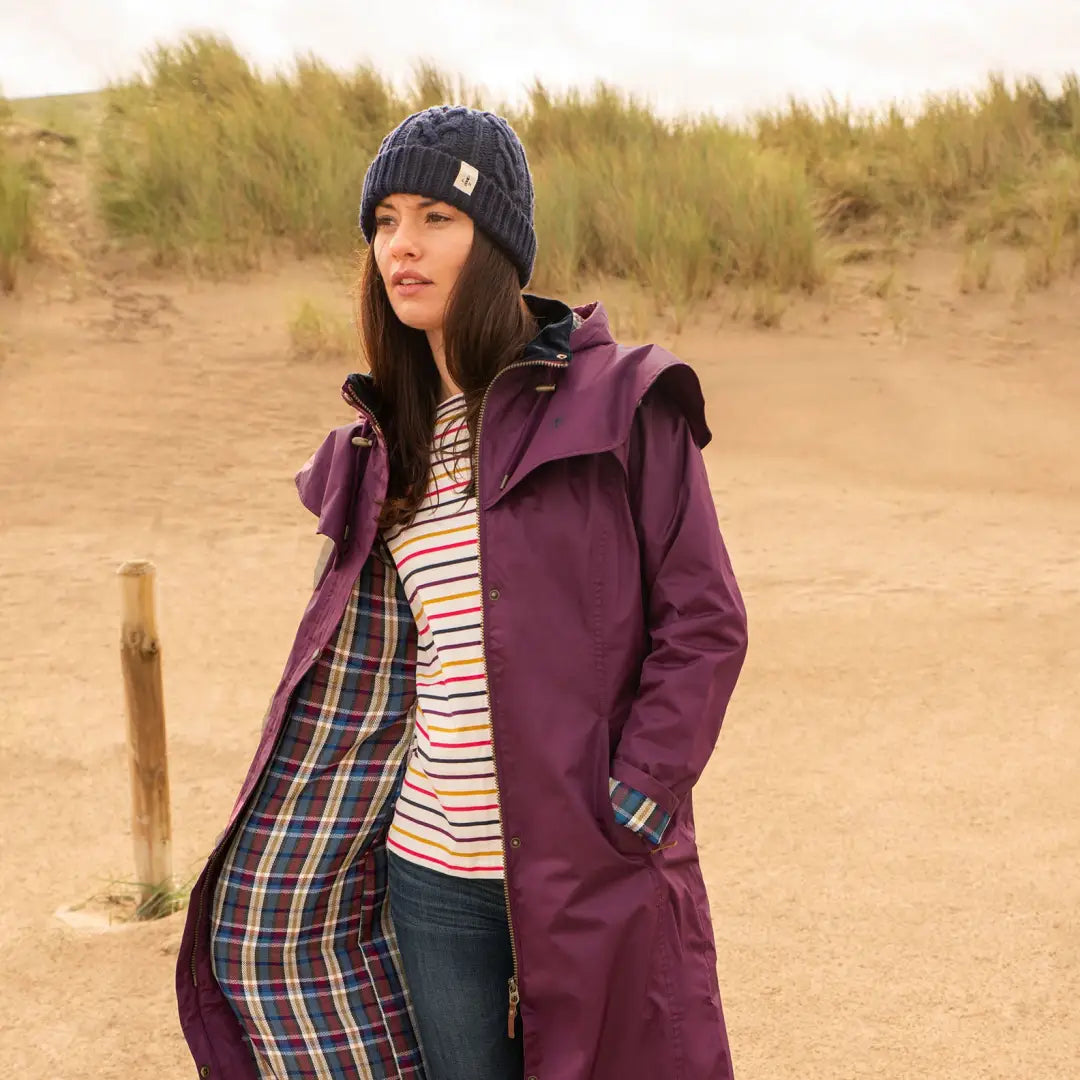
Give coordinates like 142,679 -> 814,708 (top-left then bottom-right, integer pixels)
3,1 -> 1079,119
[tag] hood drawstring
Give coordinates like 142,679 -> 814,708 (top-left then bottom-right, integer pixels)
498,372 -> 564,492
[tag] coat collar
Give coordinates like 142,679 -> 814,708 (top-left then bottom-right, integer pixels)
341,293 -> 580,420
305,293 -> 707,531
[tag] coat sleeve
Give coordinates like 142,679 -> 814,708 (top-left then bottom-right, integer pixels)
609,385 -> 748,824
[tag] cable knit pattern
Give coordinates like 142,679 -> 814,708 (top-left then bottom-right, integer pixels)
359,105 -> 537,286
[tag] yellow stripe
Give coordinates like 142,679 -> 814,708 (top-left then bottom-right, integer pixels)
407,766 -> 494,796
427,589 -> 481,604
387,522 -> 473,556
417,656 -> 481,679
428,470 -> 471,487
426,723 -> 490,733
389,824 -> 502,859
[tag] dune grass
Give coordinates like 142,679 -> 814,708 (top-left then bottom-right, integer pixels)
92,37 -> 825,304
757,75 -> 1080,285
95,38 -> 409,273
288,298 -> 356,363
525,87 -> 823,320
9,34 -> 1077,304
0,93 -> 39,292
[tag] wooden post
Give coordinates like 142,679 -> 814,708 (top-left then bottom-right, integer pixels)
117,559 -> 173,910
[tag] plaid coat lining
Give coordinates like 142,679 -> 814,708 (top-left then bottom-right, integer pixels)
210,546 -> 670,1076
211,552 -> 424,1079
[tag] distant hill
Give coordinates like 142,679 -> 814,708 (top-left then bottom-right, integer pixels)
9,90 -> 104,141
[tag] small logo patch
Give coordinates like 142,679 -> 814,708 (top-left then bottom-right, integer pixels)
453,160 -> 479,196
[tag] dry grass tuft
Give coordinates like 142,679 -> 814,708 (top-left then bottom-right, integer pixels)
0,93 -> 39,292
288,299 -> 356,363
958,241 -> 996,293
750,285 -> 787,328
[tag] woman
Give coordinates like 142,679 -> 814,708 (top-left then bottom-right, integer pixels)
176,105 -> 748,1080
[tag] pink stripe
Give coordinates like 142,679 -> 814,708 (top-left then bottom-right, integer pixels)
396,539 -> 473,569
387,837 -> 502,873
425,739 -> 490,749
430,478 -> 470,496
428,605 -> 482,620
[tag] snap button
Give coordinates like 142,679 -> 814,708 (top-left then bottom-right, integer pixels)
556,352 -> 567,359
351,435 -> 372,447
489,588 -> 500,601
311,649 -> 320,662
510,836 -> 521,848
199,1068 -> 210,1078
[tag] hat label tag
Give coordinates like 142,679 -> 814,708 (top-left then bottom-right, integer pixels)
453,161 -> 479,196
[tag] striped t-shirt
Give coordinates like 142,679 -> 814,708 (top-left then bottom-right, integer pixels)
382,393 -> 504,879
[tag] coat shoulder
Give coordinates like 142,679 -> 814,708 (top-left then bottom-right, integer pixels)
564,338 -> 711,451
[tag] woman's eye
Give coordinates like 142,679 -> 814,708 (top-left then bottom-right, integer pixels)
375,217 -> 395,228
427,213 -> 450,224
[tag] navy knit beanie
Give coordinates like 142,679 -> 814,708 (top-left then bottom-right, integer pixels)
358,105 -> 537,287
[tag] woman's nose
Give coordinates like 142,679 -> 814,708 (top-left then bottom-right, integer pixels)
387,220 -> 420,257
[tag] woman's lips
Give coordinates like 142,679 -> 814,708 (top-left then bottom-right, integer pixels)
394,281 -> 432,297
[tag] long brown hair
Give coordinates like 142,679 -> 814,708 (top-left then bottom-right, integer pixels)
357,228 -> 538,531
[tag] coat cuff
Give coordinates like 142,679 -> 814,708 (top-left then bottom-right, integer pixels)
609,759 -> 679,820
609,777 -> 672,846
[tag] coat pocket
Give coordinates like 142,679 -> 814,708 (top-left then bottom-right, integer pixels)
602,775 -> 655,858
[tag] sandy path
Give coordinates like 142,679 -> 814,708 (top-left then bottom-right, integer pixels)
1,261 -> 1077,1078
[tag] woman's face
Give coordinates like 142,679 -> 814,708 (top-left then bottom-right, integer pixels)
372,193 -> 475,334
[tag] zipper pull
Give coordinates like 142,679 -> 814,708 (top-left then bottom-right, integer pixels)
507,976 -> 520,1038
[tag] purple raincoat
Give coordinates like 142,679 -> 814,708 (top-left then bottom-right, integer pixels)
176,296 -> 748,1079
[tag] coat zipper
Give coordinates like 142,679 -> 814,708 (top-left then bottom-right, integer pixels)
192,404 -> 387,987
472,356 -> 568,1039
191,847 -> 225,986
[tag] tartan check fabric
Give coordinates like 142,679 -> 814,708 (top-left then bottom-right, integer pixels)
211,551 -> 423,1079
609,778 -> 671,847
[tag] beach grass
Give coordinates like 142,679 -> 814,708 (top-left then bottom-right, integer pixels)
7,36 -> 1080,300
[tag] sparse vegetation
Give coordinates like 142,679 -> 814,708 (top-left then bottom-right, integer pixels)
4,35 -> 1079,310
959,240 -> 996,293
288,298 -> 355,363
75,874 -> 194,923
749,285 -> 787,329
0,91 -> 38,292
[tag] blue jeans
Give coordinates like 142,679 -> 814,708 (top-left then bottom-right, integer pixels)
387,850 -> 524,1080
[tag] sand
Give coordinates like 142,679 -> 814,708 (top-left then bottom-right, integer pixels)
1,253 -> 1077,1079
